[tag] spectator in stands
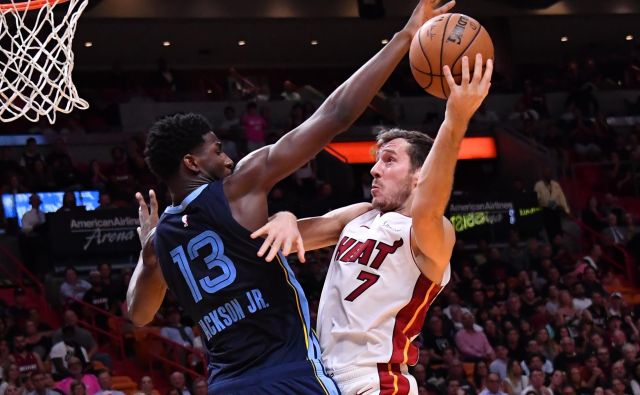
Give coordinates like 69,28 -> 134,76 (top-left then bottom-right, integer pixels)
88,160 -> 109,192
9,288 -> 31,333
95,370 -> 124,395
521,369 -> 552,395
96,193 -> 116,210
56,192 -> 83,213
134,376 -> 159,395
82,271 -> 114,333
241,102 -> 267,152
0,364 -> 22,394
554,336 -> 583,373
455,312 -> 495,362
490,344 -> 509,380
54,356 -> 99,395
479,372 -> 507,395
474,361 -> 490,391
49,325 -> 90,380
582,196 -> 607,232
571,283 -> 592,313
52,310 -> 97,360
602,213 -> 627,245
27,371 -> 56,395
502,360 -> 528,395
534,167 -> 570,241
24,320 -> 51,361
59,268 -> 91,305
69,381 -> 86,395
19,138 -> 45,172
217,106 -> 241,160
160,308 -> 195,348
168,372 -> 190,395
2,384 -> 21,395
10,334 -> 44,379
21,195 -> 45,235
281,80 -> 301,101
191,379 -> 206,395
621,213 -> 638,242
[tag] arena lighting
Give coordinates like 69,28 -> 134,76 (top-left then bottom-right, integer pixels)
83,41 -> 92,48
323,137 -> 497,164
381,39 -> 389,45
162,41 -> 171,47
560,36 -> 569,42
311,40 -> 319,46
238,40 -> 246,46
626,35 -> 634,41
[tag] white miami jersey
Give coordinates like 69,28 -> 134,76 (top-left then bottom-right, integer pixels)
317,209 -> 450,371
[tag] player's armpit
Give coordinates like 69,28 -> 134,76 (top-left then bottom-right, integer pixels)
126,233 -> 168,327
410,215 -> 455,284
298,203 -> 372,251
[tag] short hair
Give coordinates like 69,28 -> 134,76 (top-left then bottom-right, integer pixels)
376,129 -> 434,171
145,113 -> 213,181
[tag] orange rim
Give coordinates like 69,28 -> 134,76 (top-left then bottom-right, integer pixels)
0,0 -> 69,12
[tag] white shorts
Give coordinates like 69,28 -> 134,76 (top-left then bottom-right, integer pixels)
326,364 -> 418,395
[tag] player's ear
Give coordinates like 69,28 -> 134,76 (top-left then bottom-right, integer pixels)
183,154 -> 200,173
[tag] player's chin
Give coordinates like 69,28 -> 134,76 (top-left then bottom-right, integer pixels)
371,197 -> 386,211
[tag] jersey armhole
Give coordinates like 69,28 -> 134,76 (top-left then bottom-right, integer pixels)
409,226 -> 451,287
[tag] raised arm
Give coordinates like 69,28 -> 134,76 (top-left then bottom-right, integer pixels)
231,0 -> 455,195
411,55 -> 493,283
126,191 -> 167,327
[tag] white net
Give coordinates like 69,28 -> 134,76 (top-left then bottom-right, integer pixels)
0,0 -> 89,123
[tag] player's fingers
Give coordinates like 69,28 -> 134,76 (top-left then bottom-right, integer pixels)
434,0 -> 455,15
136,192 -> 148,216
256,234 -> 274,257
296,237 -> 306,263
461,56 -> 470,86
149,189 -> 158,218
472,53 -> 483,84
282,237 -> 293,257
481,58 -> 494,89
266,238 -> 282,262
250,223 -> 268,239
443,65 -> 457,90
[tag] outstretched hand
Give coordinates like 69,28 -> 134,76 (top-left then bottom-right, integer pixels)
250,212 -> 306,263
136,189 -> 159,250
404,0 -> 456,37
443,54 -> 493,128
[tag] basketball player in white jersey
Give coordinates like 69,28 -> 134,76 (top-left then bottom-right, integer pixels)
252,54 -> 493,395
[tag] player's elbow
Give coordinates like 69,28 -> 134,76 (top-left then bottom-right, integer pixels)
128,307 -> 152,327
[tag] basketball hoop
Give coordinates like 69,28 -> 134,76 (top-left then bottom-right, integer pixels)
0,0 -> 89,123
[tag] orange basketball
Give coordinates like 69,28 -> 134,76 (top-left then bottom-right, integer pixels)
409,13 -> 494,99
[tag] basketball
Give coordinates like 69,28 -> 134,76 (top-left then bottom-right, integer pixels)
409,13 -> 494,99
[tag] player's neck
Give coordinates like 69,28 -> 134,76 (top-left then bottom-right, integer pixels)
169,177 -> 209,205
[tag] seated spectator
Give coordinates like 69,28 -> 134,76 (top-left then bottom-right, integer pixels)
454,312 -> 495,362
474,361 -> 490,391
547,370 -> 566,395
2,384 -> 22,395
424,315 -> 454,364
520,352 -> 554,376
535,328 -> 559,362
479,373 -> 508,395
630,362 -> 640,395
242,102 -> 267,152
27,371 -> 57,395
49,326 -> 90,380
602,213 -> 627,245
56,191 -> 84,213
52,310 -> 98,361
0,364 -> 23,394
582,196 -> 607,232
191,379 -> 207,395
10,334 -> 44,379
69,381 -> 87,395
95,370 -> 125,395
571,284 -> 592,313
281,80 -> 301,101
490,344 -> 510,380
24,320 -> 52,360
168,372 -> 191,395
134,376 -> 159,395
54,357 -> 99,395
59,268 -> 92,306
82,271 -> 115,333
160,309 -> 195,348
503,360 -> 528,395
521,369 -> 552,395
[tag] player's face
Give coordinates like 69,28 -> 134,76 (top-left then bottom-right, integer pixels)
370,138 -> 417,212
194,132 -> 234,181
